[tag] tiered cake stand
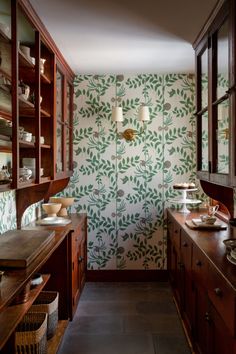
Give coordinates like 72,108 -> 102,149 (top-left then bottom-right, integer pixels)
169,188 -> 201,213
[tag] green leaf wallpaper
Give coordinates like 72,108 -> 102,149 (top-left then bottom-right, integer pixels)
0,190 -> 39,234
64,73 -> 198,270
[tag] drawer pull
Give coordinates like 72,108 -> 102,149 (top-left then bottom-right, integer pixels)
174,230 -> 178,234
182,242 -> 188,247
205,312 -> 211,323
78,256 -> 84,263
196,260 -> 202,267
214,288 -> 222,297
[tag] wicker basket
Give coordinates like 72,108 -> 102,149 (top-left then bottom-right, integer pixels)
15,312 -> 47,354
31,291 -> 59,339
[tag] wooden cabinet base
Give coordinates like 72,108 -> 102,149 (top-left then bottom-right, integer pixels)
48,320 -> 69,354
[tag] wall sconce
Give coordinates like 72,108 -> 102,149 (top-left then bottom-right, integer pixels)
112,104 -> 150,141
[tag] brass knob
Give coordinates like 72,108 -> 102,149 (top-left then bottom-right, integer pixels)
214,288 -> 222,297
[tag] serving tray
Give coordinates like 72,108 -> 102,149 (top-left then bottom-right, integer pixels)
185,219 -> 227,230
0,229 -> 55,268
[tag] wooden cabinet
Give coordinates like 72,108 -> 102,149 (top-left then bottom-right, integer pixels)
194,0 -> 236,220
0,213 -> 87,353
194,0 -> 235,187
0,0 -> 75,224
167,209 -> 236,354
69,214 -> 87,319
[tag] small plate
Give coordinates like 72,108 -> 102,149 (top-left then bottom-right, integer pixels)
36,217 -> 71,226
227,254 -> 236,265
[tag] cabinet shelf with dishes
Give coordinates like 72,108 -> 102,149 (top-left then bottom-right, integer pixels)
0,0 -> 75,227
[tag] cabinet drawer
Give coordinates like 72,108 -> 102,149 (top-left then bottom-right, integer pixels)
181,230 -> 192,271
168,216 -> 181,251
192,245 -> 208,288
207,263 -> 235,336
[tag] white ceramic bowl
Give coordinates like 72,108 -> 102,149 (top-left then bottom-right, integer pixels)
42,203 -> 62,217
49,197 -> 74,216
20,45 -> 31,58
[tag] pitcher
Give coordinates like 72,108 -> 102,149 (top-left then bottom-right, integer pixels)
208,204 -> 219,216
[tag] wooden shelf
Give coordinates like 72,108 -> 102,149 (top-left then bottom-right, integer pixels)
0,144 -> 12,153
19,140 -> 35,148
19,50 -> 34,69
0,28 -> 11,43
0,67 -> 11,82
48,320 -> 69,354
0,135 -> 12,152
0,182 -> 11,191
0,274 -> 50,350
19,97 -> 50,118
41,72 -> 51,84
18,179 -> 36,188
41,176 -> 52,183
41,144 -> 51,149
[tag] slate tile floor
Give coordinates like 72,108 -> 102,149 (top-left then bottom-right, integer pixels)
58,282 -> 192,354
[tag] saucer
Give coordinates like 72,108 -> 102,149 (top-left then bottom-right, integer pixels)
227,254 -> 236,265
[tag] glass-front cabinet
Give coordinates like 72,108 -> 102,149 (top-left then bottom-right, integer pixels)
55,65 -> 73,178
0,0 -> 12,191
0,0 -> 74,194
195,0 -> 234,186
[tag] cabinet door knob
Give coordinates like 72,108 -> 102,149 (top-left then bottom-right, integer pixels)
174,230 -> 178,234
78,256 -> 84,263
196,260 -> 202,267
182,242 -> 188,247
214,288 -> 222,297
205,312 -> 211,323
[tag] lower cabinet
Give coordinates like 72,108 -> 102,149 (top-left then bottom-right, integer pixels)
167,210 -> 236,354
69,215 -> 87,319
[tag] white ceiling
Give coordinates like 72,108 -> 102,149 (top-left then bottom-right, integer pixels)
29,0 -> 218,75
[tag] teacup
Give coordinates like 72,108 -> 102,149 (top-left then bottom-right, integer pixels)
205,216 -> 216,225
208,204 -> 219,216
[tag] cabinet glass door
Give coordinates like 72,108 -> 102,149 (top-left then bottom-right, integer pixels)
201,111 -> 209,171
56,68 -> 63,173
214,18 -> 229,175
197,45 -> 209,174
201,49 -> 208,109
17,6 -> 36,186
0,0 -> 12,189
66,83 -> 72,171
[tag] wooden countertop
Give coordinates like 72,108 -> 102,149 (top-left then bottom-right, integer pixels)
0,213 -> 87,310
168,208 -> 236,291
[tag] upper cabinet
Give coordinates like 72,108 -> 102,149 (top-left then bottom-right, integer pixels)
194,0 -> 236,187
0,0 -> 74,195
0,0 -> 12,191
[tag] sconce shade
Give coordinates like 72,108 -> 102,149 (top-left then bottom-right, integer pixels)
138,105 -> 150,121
112,106 -> 124,122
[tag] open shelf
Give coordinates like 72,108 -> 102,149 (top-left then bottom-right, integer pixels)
41,144 -> 51,149
19,97 -> 50,118
0,274 -> 50,350
41,72 -> 51,84
19,50 -> 34,69
19,140 -> 35,148
18,179 -> 36,188
0,182 -> 11,191
0,134 -> 12,152
0,67 -> 11,82
48,320 -> 69,354
0,28 -> 11,43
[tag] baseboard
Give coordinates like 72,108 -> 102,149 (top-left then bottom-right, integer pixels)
86,270 -> 168,282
